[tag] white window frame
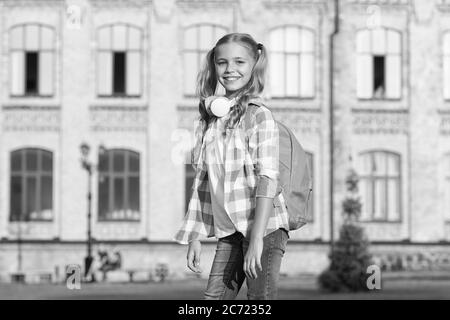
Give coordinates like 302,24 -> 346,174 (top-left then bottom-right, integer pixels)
9,148 -> 54,222
269,25 -> 315,99
9,23 -> 55,97
359,151 -> 402,222
356,28 -> 402,100
182,24 -> 228,97
96,23 -> 143,97
97,149 -> 140,221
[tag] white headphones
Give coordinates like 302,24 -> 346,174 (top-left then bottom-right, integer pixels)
207,96 -> 237,117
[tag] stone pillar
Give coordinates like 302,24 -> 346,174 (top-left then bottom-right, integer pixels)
60,0 -> 92,240
148,1 -> 182,240
409,4 -> 442,241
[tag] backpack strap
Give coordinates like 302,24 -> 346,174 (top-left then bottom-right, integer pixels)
242,98 -> 265,133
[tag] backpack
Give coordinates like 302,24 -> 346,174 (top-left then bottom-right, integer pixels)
243,101 -> 313,230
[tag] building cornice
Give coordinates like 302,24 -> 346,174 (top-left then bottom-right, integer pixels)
177,0 -> 237,10
262,0 -> 329,13
90,0 -> 151,9
2,105 -> 61,132
345,0 -> 411,6
0,0 -> 64,8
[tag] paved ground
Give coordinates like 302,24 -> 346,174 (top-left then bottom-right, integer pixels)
1,275 -> 450,300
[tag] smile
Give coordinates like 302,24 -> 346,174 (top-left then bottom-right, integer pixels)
223,76 -> 241,81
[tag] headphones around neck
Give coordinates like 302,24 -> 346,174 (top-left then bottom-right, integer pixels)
207,96 -> 237,117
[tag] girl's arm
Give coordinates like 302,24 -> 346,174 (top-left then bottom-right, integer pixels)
250,175 -> 278,239
244,107 -> 280,279
251,186 -> 275,237
243,196 -> 272,279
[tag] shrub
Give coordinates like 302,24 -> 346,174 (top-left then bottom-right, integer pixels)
318,169 -> 373,292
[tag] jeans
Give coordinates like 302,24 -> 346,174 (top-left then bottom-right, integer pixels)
204,228 -> 289,300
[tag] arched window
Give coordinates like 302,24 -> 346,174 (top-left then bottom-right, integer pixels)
9,24 -> 55,96
183,24 -> 227,96
10,148 -> 53,221
356,28 -> 402,99
98,149 -> 140,221
359,151 -> 401,222
443,32 -> 450,100
269,26 -> 315,98
97,24 -> 143,97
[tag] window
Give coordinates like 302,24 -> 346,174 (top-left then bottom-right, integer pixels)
359,151 -> 401,222
269,26 -> 315,98
443,32 -> 450,100
9,24 -> 55,96
113,52 -> 126,94
98,149 -> 140,221
10,149 -> 53,221
305,152 -> 314,222
356,28 -> 402,99
97,24 -> 142,97
183,24 -> 227,96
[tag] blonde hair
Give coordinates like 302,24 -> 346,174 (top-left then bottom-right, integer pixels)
196,33 -> 268,136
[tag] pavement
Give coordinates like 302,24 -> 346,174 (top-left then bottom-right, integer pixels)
1,274 -> 450,300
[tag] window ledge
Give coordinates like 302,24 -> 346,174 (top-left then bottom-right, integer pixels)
359,220 -> 403,224
10,94 -> 54,98
97,94 -> 142,99
9,219 -> 54,223
357,97 -> 402,102
352,107 -> 408,114
97,219 -> 141,223
2,104 -> 61,110
270,96 -> 316,101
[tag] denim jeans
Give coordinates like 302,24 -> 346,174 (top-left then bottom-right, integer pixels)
204,228 -> 289,300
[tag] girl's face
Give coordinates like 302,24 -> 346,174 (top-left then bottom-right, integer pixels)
214,42 -> 256,97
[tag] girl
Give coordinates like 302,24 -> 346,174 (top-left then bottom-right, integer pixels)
174,33 -> 290,300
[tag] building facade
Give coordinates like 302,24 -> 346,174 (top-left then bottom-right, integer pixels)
0,0 -> 449,280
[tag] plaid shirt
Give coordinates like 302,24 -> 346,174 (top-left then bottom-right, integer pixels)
174,101 -> 289,244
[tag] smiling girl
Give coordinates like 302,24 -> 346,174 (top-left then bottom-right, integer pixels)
174,33 -> 289,300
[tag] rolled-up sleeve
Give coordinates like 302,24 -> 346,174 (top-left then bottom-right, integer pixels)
249,107 -> 280,199
190,120 -> 205,171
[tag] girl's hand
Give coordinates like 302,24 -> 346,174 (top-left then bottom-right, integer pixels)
187,240 -> 202,273
244,237 -> 263,279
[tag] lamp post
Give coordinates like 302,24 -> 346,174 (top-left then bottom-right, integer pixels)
11,214 -> 28,283
80,142 -> 93,278
79,142 -> 105,279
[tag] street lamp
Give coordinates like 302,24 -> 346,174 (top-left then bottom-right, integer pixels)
79,142 -> 105,280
